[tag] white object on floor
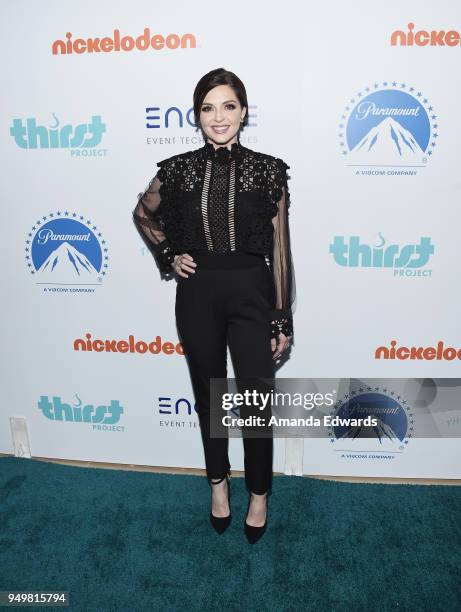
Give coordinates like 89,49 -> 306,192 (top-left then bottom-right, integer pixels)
10,417 -> 31,458
284,438 -> 304,476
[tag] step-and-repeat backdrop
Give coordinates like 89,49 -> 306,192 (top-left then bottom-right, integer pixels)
1,0 -> 460,478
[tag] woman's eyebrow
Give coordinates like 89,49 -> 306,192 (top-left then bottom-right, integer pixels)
201,99 -> 237,106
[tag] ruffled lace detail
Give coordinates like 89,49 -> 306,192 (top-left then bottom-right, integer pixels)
204,140 -> 243,163
265,158 -> 291,218
155,239 -> 176,271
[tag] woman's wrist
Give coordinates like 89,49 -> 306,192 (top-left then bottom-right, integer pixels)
269,310 -> 293,339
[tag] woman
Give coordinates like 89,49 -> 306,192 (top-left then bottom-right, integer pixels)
132,68 -> 296,544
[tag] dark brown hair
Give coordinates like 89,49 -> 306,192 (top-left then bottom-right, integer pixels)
193,68 -> 249,133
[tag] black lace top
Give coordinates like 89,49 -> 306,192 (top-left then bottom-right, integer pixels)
132,140 -> 296,339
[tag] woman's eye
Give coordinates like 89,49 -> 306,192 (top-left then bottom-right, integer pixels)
201,104 -> 236,112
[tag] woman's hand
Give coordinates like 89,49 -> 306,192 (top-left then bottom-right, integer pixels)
173,253 -> 197,277
271,333 -> 292,360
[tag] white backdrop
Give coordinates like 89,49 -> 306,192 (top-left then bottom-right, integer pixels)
1,0 -> 460,478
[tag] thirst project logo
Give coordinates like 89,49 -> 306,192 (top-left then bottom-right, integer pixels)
339,82 -> 437,173
25,212 -> 109,292
329,234 -> 434,277
38,394 -> 125,432
10,114 -> 107,157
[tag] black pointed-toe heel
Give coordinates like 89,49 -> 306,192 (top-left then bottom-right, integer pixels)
209,472 -> 231,534
244,492 -> 268,544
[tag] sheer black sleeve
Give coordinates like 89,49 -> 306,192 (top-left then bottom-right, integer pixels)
267,159 -> 296,340
132,163 -> 176,275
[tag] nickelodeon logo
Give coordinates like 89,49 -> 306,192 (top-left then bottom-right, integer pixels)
74,333 -> 184,356
375,340 -> 461,361
52,27 -> 196,55
391,23 -> 461,46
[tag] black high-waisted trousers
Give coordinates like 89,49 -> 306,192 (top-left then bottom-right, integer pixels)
175,250 -> 275,495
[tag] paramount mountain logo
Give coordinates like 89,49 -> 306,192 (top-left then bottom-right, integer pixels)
327,387 -> 413,458
339,82 -> 438,174
25,212 -> 109,292
38,242 -> 100,280
350,116 -> 423,161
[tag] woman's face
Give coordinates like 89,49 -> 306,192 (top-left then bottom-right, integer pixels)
200,84 -> 246,148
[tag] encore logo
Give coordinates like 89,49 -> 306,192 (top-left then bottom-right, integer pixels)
390,23 -> 461,46
52,28 -> 196,55
73,333 -> 184,356
375,340 -> 461,361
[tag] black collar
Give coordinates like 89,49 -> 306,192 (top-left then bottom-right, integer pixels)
203,140 -> 242,162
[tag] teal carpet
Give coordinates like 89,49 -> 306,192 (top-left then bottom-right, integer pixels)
0,457 -> 460,612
